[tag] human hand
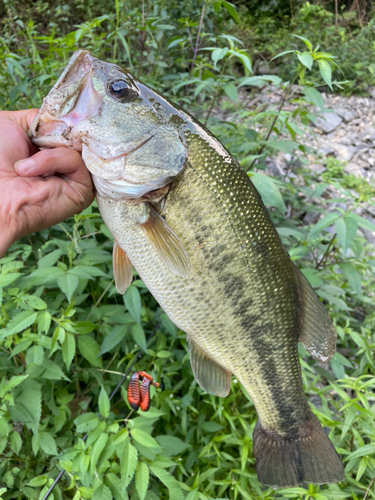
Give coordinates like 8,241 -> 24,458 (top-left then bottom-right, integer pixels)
0,109 -> 94,257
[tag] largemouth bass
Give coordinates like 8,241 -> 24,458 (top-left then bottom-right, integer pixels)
28,49 -> 345,488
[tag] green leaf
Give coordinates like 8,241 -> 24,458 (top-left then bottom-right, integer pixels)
156,435 -> 189,456
9,431 -> 22,454
297,51 -> 313,70
37,311 -> 51,334
201,422 -> 224,433
75,413 -> 100,433
339,262 -> 362,298
78,335 -> 102,367
57,272 -> 79,301
308,212 -> 340,238
292,34 -> 313,51
351,214 -> 375,233
223,82 -> 237,103
121,434 -> 138,487
99,325 -> 126,356
0,272 -> 22,287
10,379 -> 41,433
222,1 -> 239,22
106,473 -> 127,500
131,429 -> 162,450
124,285 -> 142,323
0,310 -> 38,340
250,172 -> 286,214
135,461 -> 149,500
92,482 -> 113,500
318,59 -> 332,90
335,215 -> 358,253
149,466 -> 184,500
302,87 -> 324,110
41,359 -> 70,381
27,475 -> 48,487
90,433 -> 108,473
62,332 -> 76,371
25,346 -> 44,366
346,444 -> 375,460
39,432 -> 58,455
99,386 -> 110,418
38,249 -> 63,268
132,323 -> 147,353
22,295 -> 47,310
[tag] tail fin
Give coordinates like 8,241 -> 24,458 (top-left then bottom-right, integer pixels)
252,410 -> 345,488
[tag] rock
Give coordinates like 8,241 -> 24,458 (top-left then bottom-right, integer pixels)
314,112 -> 343,133
310,164 -> 326,174
344,163 -> 367,177
368,87 -> 375,99
361,126 -> 375,141
335,145 -> 357,162
318,146 -> 335,156
334,106 -> 357,122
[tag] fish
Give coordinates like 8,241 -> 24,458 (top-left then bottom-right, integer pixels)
28,49 -> 345,488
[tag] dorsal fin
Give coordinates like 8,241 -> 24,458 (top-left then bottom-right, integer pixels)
294,266 -> 337,362
141,204 -> 191,279
188,336 -> 231,397
113,240 -> 133,294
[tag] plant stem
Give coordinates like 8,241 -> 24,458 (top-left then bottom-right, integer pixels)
315,233 -> 336,269
113,0 -> 120,60
248,76 -> 298,171
190,1 -> 206,76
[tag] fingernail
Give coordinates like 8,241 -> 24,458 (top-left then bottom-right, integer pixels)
14,158 -> 35,174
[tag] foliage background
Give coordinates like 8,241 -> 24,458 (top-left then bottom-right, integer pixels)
0,0 -> 375,499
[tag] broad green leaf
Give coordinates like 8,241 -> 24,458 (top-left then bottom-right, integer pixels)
99,325 -> 127,356
267,139 -> 299,154
0,416 -> 10,437
156,435 -> 189,456
131,429 -> 161,450
223,82 -> 237,103
121,434 -> 138,487
309,212 -> 340,238
297,51 -> 313,70
211,47 -> 228,64
185,490 -> 199,500
92,482 -> 112,500
25,345 -> 44,366
351,213 -> 375,233
0,272 -> 22,287
201,422 -> 224,433
78,335 -> 102,367
9,431 -> 22,454
10,379 -> 41,433
149,466 -> 184,500
346,444 -> 375,460
41,359 -> 70,381
339,262 -> 361,298
250,172 -> 286,214
318,59 -> 332,90
302,87 -> 324,110
57,273 -> 79,301
335,215 -> 358,253
62,332 -> 76,371
22,295 -> 47,310
106,473 -> 127,500
38,249 -> 63,268
27,475 -> 48,487
99,386 -> 110,418
89,433 -> 108,473
132,323 -> 147,353
222,1 -> 239,21
124,285 -> 141,323
135,461 -> 149,500
37,311 -> 51,334
0,310 -> 38,339
292,34 -> 313,51
75,413 -> 100,433
39,432 -> 58,455
160,313 -> 176,337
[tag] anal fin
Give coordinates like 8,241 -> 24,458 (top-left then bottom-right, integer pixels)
294,266 -> 337,362
188,336 -> 231,397
141,204 -> 191,279
113,241 -> 133,294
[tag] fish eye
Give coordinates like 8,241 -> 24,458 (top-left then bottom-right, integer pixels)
108,80 -> 138,103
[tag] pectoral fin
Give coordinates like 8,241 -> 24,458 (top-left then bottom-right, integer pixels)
141,204 -> 191,279
188,336 -> 231,397
113,241 -> 133,294
295,266 -> 337,362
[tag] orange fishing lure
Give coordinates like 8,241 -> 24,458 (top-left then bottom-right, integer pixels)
127,371 -> 160,411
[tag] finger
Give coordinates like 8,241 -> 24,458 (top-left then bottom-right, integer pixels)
0,109 -> 39,134
14,147 -> 92,188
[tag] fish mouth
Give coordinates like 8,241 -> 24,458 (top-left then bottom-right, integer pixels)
28,50 -> 102,148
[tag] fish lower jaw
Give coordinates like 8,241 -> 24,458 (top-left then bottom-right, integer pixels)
92,174 -> 171,201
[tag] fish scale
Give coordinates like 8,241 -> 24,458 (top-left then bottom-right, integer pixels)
29,49 -> 345,488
